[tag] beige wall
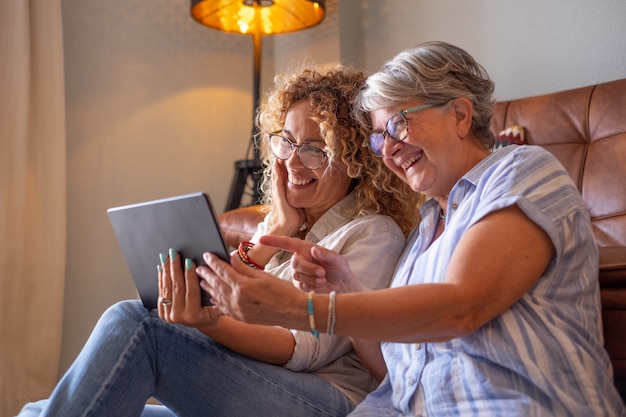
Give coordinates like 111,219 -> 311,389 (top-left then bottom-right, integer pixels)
59,0 -> 341,374
59,0 -> 626,374
355,0 -> 626,101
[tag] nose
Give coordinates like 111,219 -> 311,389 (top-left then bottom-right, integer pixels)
285,147 -> 305,168
381,132 -> 402,158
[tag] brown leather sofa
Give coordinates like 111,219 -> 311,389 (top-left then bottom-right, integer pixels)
491,78 -> 626,399
217,78 -> 626,399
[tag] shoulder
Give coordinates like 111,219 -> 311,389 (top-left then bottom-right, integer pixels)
493,144 -> 564,174
316,214 -> 405,253
479,145 -> 575,195
343,214 -> 405,237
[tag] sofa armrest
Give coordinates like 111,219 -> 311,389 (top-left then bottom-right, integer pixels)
599,246 -> 626,290
217,205 -> 266,249
598,246 -> 626,380
598,246 -> 626,336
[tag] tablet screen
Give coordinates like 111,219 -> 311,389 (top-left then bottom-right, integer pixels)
107,192 -> 229,309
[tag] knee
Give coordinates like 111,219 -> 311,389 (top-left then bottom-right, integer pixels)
98,299 -> 152,330
16,399 -> 48,417
106,299 -> 148,317
142,404 -> 178,417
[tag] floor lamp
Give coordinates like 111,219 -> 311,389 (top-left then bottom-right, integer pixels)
190,0 -> 326,210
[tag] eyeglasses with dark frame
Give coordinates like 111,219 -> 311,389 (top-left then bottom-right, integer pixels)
268,133 -> 328,170
366,103 -> 436,157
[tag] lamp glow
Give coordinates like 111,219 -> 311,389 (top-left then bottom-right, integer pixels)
191,0 -> 325,36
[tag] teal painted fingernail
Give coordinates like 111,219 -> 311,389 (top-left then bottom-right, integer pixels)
159,253 -> 167,264
185,258 -> 193,270
169,248 -> 176,261
157,264 -> 162,273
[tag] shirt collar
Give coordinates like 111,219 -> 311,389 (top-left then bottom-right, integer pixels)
305,191 -> 357,243
420,146 -> 518,219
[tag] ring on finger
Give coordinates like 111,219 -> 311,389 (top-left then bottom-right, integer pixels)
159,297 -> 172,306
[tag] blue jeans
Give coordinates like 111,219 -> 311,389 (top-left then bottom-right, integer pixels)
17,300 -> 354,417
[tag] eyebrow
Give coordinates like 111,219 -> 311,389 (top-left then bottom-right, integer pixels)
280,129 -> 326,146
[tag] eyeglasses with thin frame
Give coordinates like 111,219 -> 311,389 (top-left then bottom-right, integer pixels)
366,103 -> 436,157
268,133 -> 328,170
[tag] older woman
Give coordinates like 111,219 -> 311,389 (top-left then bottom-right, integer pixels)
199,42 -> 625,416
18,66 -> 422,417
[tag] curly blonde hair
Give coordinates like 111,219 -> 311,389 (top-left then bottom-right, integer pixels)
256,65 -> 423,236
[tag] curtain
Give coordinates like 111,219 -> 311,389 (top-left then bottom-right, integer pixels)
0,0 -> 66,415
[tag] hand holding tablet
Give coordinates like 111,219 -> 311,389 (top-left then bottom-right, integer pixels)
107,192 -> 229,309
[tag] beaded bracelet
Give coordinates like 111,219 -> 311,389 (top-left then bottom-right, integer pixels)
236,241 -> 265,271
307,291 -> 320,339
326,291 -> 336,335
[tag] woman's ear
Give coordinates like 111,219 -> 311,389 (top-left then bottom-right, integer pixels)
451,97 -> 473,138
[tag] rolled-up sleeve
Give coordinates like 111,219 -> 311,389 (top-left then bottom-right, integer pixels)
284,331 -> 353,372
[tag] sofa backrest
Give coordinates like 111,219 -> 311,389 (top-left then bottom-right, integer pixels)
490,78 -> 626,248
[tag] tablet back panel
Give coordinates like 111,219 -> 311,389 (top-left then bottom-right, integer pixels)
107,192 -> 228,309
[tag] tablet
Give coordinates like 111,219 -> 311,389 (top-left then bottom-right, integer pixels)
107,192 -> 229,309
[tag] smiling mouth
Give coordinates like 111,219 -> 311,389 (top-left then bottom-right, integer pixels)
400,154 -> 422,170
289,176 -> 315,186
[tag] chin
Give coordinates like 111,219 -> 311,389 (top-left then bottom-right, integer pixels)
407,179 -> 425,194
286,195 -> 307,208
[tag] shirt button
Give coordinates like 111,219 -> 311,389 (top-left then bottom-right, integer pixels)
415,343 -> 421,350
408,378 -> 416,385
451,203 -> 458,210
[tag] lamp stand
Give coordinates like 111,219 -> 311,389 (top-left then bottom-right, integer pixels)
224,30 -> 263,211
190,1 -> 327,210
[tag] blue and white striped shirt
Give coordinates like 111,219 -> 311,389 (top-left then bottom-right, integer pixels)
351,145 -> 625,416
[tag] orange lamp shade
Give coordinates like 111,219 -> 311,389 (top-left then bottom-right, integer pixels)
190,0 -> 326,36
